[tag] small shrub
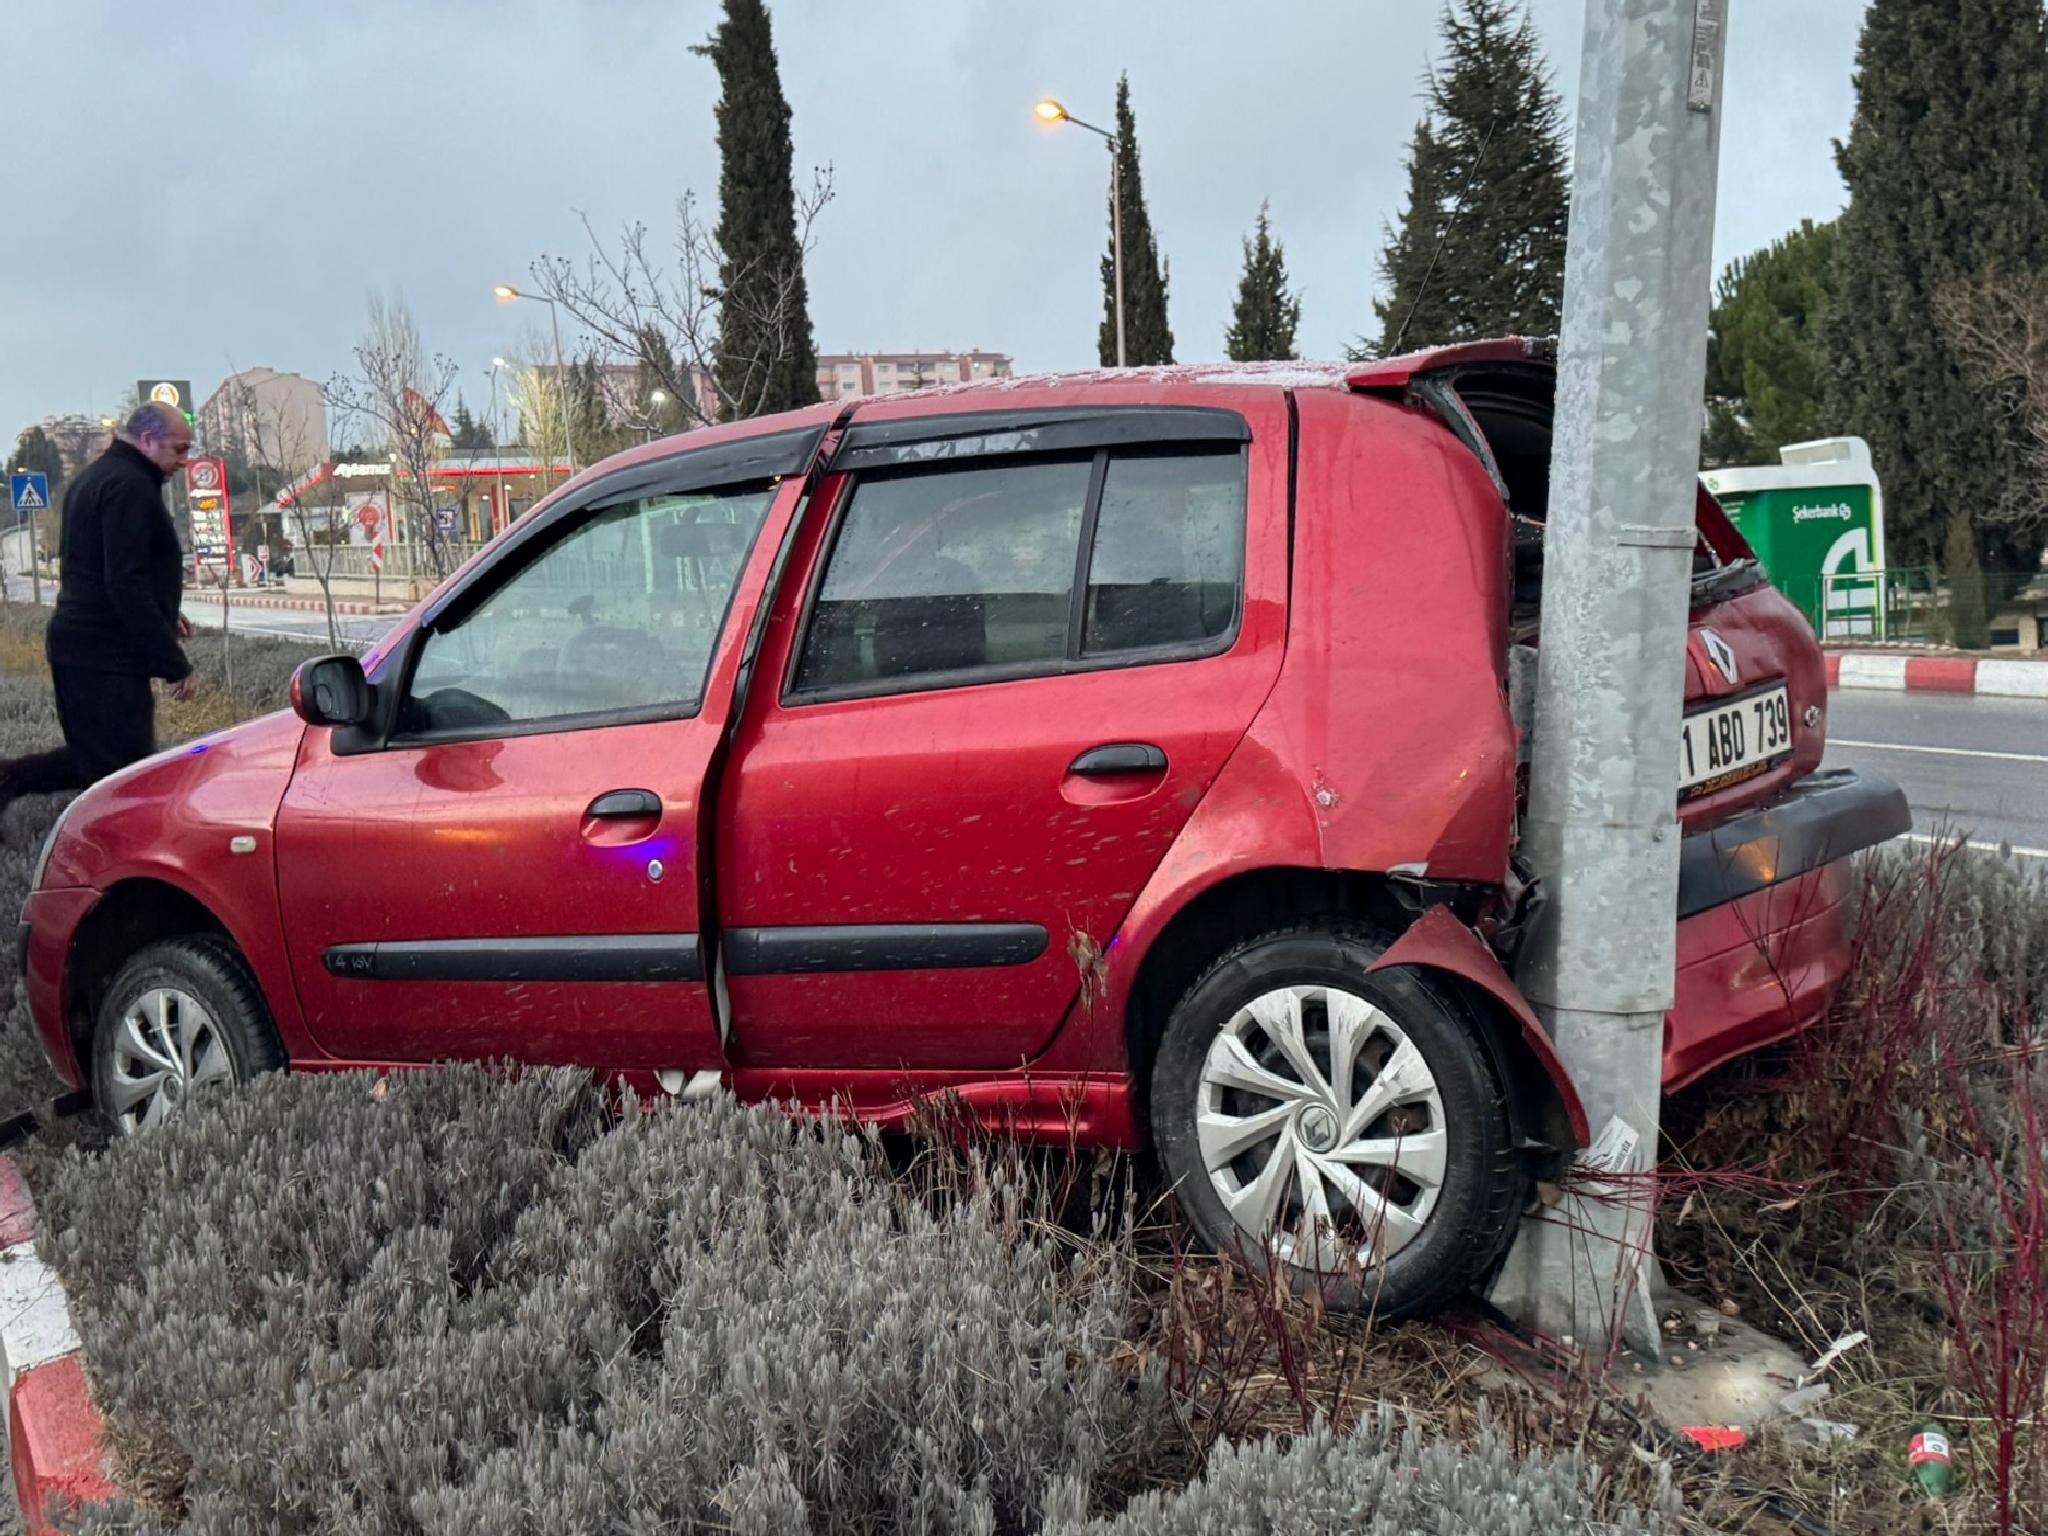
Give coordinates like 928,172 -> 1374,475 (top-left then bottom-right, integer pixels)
1041,1404 -> 1674,1535
40,1069 -> 1158,1534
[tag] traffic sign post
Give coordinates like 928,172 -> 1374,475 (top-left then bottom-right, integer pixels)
10,471 -> 50,606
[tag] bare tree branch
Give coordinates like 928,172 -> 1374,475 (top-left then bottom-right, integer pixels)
1935,267 -> 2048,531
530,168 -> 833,427
324,292 -> 460,586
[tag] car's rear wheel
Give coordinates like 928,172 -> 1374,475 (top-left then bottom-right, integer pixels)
1149,926 -> 1525,1317
91,936 -> 285,1137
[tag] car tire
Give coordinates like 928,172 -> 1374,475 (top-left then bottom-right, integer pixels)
91,935 -> 286,1137
1149,925 -> 1525,1318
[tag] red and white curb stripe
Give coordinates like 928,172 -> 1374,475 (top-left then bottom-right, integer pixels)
183,595 -> 402,617
1825,653 -> 2048,697
0,1159 -> 113,1532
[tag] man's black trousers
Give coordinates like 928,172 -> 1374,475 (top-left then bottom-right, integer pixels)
6,666 -> 158,795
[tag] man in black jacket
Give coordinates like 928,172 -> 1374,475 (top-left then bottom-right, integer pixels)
0,402 -> 196,809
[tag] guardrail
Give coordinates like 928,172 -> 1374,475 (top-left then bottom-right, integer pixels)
302,544 -> 485,582
1815,565 -> 1941,643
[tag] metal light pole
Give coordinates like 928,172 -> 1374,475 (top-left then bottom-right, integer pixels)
1489,0 -> 1730,1360
493,285 -> 577,477
1036,98 -> 1125,368
648,388 -> 670,444
487,358 -> 510,538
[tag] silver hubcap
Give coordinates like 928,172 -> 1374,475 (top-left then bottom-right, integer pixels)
108,987 -> 234,1135
1196,984 -> 1448,1272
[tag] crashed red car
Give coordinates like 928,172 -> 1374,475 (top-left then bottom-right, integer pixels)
19,339 -> 1907,1316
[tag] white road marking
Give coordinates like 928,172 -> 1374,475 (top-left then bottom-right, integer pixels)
1830,738 -> 2048,766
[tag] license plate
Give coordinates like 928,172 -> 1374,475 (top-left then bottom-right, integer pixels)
1679,684 -> 1792,797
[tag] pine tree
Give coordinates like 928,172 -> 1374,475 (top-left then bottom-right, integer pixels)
1100,74 -> 1174,367
7,425 -> 65,487
568,361 -> 621,463
1370,0 -> 1569,357
1702,219 -> 1838,467
449,397 -> 495,451
1224,204 -> 1303,362
637,327 -> 694,435
695,0 -> 819,419
1826,0 -> 2048,575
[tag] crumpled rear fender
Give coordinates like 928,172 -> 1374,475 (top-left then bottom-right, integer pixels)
1366,904 -> 1588,1147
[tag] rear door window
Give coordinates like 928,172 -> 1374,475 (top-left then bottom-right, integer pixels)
1083,451 -> 1244,655
791,445 -> 1246,699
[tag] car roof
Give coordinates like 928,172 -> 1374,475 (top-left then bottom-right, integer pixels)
540,337 -> 1559,507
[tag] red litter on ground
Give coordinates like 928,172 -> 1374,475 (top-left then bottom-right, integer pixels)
1681,1426 -> 1748,1453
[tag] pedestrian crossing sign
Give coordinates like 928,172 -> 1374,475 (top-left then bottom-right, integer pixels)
9,472 -> 49,513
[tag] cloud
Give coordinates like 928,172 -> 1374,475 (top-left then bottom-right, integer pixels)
0,0 -> 1862,441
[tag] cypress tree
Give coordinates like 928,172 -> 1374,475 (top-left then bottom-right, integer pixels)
1370,0 -> 1569,357
1702,219 -> 1839,468
1944,507 -> 1990,648
1100,74 -> 1174,367
1825,0 -> 2048,576
696,0 -> 819,418
1225,204 -> 1303,362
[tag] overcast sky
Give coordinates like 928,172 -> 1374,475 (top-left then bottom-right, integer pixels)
0,1 -> 1868,445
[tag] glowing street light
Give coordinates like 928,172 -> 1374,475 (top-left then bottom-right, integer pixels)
1033,96 -> 1124,367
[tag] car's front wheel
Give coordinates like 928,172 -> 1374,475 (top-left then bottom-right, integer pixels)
92,936 -> 285,1136
1149,926 -> 1525,1317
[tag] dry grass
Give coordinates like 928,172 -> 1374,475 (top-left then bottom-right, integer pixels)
1662,838 -> 2048,1534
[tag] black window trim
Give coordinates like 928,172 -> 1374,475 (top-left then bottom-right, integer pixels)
781,435 -> 1250,708
341,433 -> 823,756
826,405 -> 1250,474
417,424 -> 826,636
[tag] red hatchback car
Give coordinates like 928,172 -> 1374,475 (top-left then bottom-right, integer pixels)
21,339 -> 1906,1315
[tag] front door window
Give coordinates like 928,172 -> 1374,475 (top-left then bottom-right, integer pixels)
402,485 -> 777,736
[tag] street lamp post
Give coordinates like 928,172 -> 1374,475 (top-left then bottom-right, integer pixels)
493,284 -> 577,477
487,358 -> 510,537
648,388 -> 670,444
1035,98 -> 1125,368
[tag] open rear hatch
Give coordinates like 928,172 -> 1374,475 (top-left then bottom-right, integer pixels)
1347,338 -> 1828,828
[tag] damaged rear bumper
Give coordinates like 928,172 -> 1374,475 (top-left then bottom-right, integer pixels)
1675,768 -> 1911,921
1665,768 -> 1910,1088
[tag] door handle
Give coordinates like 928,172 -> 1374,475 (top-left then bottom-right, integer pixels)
587,788 -> 662,819
1067,743 -> 1168,777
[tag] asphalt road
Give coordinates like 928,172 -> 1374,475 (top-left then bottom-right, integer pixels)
1825,690 -> 2048,860
176,595 -> 395,651
5,569 -> 395,651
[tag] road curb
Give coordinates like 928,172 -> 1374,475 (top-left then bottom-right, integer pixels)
0,1157 -> 114,1533
1825,652 -> 2048,697
180,594 -> 406,618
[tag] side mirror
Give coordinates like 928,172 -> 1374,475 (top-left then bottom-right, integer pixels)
290,655 -> 372,729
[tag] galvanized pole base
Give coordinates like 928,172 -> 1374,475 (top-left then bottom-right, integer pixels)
1490,0 -> 1728,1362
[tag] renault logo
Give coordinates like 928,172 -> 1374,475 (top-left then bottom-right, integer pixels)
1700,628 -> 1740,687
1298,1104 -> 1339,1154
